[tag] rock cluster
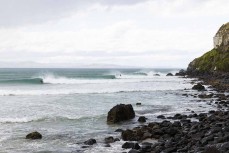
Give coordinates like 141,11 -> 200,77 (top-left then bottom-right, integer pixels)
120,110 -> 229,153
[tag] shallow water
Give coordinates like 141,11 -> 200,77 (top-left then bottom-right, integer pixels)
0,68 -> 215,153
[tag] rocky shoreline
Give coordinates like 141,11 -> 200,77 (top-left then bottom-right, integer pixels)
113,73 -> 229,153
25,73 -> 229,153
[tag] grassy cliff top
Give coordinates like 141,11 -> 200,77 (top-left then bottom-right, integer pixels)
188,48 -> 229,73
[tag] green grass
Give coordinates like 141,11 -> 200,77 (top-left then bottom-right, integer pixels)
192,48 -> 229,72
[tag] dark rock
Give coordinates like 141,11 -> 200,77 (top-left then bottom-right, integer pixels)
203,146 -> 220,153
166,73 -> 173,76
154,74 -> 160,76
107,104 -> 135,124
122,129 -> 135,141
84,138 -> 96,145
138,116 -> 146,122
157,115 -> 165,119
175,69 -> 186,76
136,103 -> 141,105
142,132 -> 152,140
128,149 -> 140,153
104,143 -> 111,147
198,93 -> 213,98
115,128 -> 124,132
141,142 -> 152,152
122,142 -> 140,150
160,120 -> 172,127
192,83 -> 205,91
104,136 -> 114,143
114,138 -> 120,142
163,147 -> 177,153
26,131 -> 42,139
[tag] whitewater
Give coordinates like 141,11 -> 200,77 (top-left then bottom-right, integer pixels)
0,68 -> 215,153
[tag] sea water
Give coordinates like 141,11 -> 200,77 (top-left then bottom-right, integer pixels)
0,68 -> 214,153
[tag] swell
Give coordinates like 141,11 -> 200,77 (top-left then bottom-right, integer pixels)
0,115 -> 105,124
0,78 -> 43,84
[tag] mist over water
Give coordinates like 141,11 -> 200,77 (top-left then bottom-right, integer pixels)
0,68 -> 214,153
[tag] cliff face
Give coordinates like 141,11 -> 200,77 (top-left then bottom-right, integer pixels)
187,22 -> 229,74
213,22 -> 229,52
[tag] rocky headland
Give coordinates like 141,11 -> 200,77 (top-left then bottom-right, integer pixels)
105,22 -> 229,153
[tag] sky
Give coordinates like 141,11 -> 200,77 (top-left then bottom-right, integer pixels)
0,0 -> 229,68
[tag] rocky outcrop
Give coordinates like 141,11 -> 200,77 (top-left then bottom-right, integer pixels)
187,22 -> 229,74
107,104 -> 135,124
175,69 -> 186,76
214,22 -> 229,52
166,73 -> 173,76
26,131 -> 42,139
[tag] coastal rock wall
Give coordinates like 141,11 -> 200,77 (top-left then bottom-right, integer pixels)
187,22 -> 229,74
213,22 -> 229,52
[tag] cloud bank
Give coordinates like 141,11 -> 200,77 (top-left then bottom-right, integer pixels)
0,0 -> 229,68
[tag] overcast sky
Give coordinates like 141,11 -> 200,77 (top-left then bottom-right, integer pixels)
0,0 -> 228,68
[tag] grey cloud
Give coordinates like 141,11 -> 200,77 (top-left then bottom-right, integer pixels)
0,0 -> 148,27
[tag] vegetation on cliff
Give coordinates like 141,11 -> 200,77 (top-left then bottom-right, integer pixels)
187,48 -> 229,73
187,22 -> 229,74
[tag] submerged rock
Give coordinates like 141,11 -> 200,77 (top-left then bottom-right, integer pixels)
138,116 -> 146,122
26,131 -> 42,139
107,104 -> 135,124
166,73 -> 173,76
84,138 -> 96,145
104,136 -> 114,143
122,142 -> 141,150
192,83 -> 205,91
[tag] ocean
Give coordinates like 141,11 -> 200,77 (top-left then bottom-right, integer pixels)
0,68 -> 214,153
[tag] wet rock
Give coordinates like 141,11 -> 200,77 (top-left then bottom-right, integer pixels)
136,103 -> 141,105
104,136 -> 114,143
198,93 -> 213,98
122,142 -> 140,150
84,138 -> 96,145
203,146 -> 220,153
26,131 -> 42,139
157,115 -> 165,119
192,83 -> 205,91
128,149 -> 140,153
104,143 -> 111,147
138,116 -> 146,122
166,73 -> 173,76
107,104 -> 135,124
114,138 -> 120,142
122,129 -> 135,141
141,142 -> 152,152
175,69 -> 186,76
115,128 -> 124,132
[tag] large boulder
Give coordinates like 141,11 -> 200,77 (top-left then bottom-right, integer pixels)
107,104 -> 135,124
192,83 -> 205,91
26,131 -> 42,139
